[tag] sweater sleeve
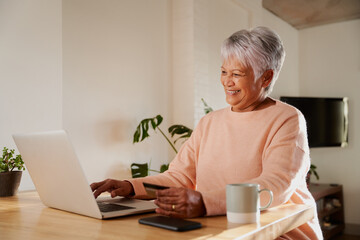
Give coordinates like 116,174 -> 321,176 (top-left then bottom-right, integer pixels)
127,121 -> 200,199
249,110 -> 310,207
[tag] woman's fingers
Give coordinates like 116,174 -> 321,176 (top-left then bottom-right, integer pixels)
155,207 -> 184,218
90,179 -> 114,198
155,198 -> 185,211
154,187 -> 206,218
110,183 -> 133,197
90,180 -> 106,192
156,188 -> 181,197
156,195 -> 178,204
154,199 -> 174,211
90,179 -> 133,198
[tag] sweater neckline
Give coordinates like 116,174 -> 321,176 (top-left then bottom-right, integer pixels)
225,97 -> 278,117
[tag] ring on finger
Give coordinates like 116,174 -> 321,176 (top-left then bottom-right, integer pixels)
172,204 -> 176,211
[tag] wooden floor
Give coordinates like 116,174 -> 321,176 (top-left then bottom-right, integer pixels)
332,234 -> 360,240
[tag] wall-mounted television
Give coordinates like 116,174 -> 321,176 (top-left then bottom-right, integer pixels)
280,96 -> 349,148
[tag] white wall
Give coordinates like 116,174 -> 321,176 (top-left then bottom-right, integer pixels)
194,0 -> 250,120
299,19 -> 360,226
0,0 -> 63,190
62,0 -> 173,182
171,0 -> 195,128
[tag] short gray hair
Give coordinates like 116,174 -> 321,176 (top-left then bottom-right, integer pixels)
221,26 -> 285,95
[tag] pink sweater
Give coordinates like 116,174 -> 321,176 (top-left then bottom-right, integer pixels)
129,99 -> 323,239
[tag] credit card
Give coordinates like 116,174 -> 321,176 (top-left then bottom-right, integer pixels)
143,182 -> 169,198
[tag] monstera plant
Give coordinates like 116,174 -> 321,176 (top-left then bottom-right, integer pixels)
131,99 -> 213,178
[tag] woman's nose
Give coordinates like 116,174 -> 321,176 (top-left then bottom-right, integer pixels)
223,75 -> 234,87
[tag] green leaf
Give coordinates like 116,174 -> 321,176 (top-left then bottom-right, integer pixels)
313,171 -> 319,180
309,164 -> 319,180
0,162 -> 7,172
201,98 -> 214,114
140,121 -> 150,141
2,147 -> 8,157
133,115 -> 164,143
133,125 -> 141,143
130,163 -> 149,178
160,164 -> 169,173
150,119 -> 156,129
168,124 -> 193,144
155,115 -> 163,127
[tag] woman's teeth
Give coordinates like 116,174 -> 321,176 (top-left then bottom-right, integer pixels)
227,90 -> 240,94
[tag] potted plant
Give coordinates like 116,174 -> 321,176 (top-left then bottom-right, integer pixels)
131,115 -> 193,177
0,147 -> 25,197
306,164 -> 319,188
131,99 -> 212,178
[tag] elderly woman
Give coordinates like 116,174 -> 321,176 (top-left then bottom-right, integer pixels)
91,27 -> 322,239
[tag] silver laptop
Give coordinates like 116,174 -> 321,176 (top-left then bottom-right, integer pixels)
13,130 -> 156,219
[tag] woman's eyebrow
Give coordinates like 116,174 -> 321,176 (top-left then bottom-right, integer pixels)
224,68 -> 245,73
221,66 -> 246,73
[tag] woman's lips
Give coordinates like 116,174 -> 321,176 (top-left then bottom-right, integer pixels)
226,90 -> 240,95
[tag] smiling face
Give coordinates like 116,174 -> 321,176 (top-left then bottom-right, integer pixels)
221,57 -> 273,112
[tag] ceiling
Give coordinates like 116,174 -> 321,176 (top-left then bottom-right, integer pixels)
262,0 -> 360,29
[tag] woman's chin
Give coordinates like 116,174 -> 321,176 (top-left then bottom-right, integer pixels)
225,98 -> 240,107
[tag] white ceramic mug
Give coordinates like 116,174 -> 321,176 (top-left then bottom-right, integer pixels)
226,183 -> 273,224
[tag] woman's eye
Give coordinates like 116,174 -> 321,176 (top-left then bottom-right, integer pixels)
221,71 -> 227,75
233,73 -> 245,77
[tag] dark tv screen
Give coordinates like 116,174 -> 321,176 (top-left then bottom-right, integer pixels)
280,96 -> 349,148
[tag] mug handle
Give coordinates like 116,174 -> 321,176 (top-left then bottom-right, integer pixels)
259,188 -> 273,211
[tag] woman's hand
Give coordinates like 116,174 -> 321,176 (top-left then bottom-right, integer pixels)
154,187 -> 206,218
90,179 -> 134,198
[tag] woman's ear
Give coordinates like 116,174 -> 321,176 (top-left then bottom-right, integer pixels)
262,69 -> 273,88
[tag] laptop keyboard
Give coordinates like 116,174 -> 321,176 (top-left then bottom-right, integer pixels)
98,203 -> 135,212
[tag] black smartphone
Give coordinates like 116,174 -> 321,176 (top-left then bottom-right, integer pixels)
143,182 -> 169,198
139,216 -> 202,232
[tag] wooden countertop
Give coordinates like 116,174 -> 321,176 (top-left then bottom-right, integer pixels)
0,191 -> 315,240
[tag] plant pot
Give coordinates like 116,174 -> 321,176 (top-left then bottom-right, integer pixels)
0,171 -> 22,197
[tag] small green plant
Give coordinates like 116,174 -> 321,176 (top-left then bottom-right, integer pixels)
201,98 -> 214,114
0,147 -> 25,173
309,164 -> 319,180
131,99 -> 211,178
